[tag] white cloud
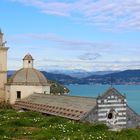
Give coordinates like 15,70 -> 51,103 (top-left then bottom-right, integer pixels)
78,53 -> 101,60
7,32 -> 140,71
36,58 -> 140,72
10,0 -> 140,30
7,33 -> 112,51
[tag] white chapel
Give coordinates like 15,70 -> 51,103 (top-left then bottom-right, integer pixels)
0,30 -> 50,104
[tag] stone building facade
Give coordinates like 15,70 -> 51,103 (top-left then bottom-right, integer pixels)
0,30 -> 50,104
96,88 -> 127,129
14,87 -> 140,130
0,29 -> 8,101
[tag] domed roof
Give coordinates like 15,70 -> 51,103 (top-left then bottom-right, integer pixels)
23,54 -> 34,60
8,68 -> 49,86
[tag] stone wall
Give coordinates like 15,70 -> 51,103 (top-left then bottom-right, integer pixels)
97,94 -> 127,129
82,106 -> 98,123
126,106 -> 140,128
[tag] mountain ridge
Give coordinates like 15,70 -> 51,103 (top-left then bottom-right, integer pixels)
8,69 -> 140,85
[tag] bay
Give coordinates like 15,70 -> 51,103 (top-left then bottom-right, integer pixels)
66,85 -> 140,115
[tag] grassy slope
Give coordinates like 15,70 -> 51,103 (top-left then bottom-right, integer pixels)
0,109 -> 140,140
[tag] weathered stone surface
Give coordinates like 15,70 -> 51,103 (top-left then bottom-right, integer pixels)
14,87 -> 140,130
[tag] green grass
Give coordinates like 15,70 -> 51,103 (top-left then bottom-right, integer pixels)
0,109 -> 140,140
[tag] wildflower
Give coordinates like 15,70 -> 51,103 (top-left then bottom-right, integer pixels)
28,131 -> 32,134
3,136 -> 8,139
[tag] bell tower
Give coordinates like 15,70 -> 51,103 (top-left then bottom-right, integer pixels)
0,29 -> 9,101
23,54 -> 34,68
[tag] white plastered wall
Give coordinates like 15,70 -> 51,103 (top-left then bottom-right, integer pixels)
5,85 -> 50,104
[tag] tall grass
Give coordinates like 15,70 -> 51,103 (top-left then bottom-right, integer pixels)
0,109 -> 140,140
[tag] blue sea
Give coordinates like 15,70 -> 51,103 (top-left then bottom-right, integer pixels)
66,85 -> 140,115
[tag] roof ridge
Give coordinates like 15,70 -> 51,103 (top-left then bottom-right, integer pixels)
98,87 -> 125,99
32,93 -> 96,99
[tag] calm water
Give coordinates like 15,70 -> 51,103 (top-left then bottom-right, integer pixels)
66,85 -> 140,115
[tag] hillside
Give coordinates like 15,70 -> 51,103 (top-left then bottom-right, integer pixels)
0,108 -> 140,140
48,70 -> 119,78
41,71 -> 78,84
8,69 -> 140,85
43,69 -> 140,85
83,70 -> 140,85
48,80 -> 69,94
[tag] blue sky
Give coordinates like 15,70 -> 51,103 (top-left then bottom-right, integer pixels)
1,0 -> 140,72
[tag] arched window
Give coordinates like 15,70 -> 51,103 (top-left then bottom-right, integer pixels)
108,112 -> 113,119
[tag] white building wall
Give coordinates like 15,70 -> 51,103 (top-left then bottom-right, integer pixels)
23,60 -> 33,68
0,50 -> 8,71
0,45 -> 8,100
5,85 -> 50,104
